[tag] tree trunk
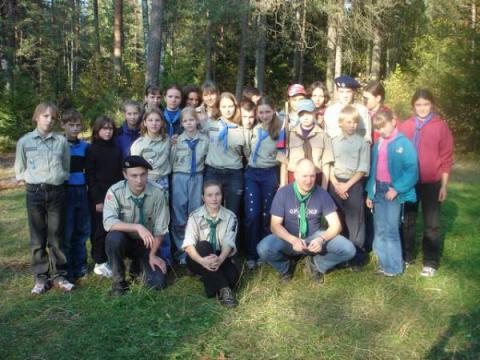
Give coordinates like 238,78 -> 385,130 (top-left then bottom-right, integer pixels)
254,13 -> 266,93
113,0 -> 123,75
472,1 -> 476,65
235,0 -> 250,99
365,41 -> 372,78
292,0 -> 306,83
205,11 -> 213,81
325,12 -> 337,94
0,0 -> 16,92
142,0 -> 149,62
371,24 -> 381,80
71,0 -> 80,92
146,0 -> 164,87
334,24 -> 342,78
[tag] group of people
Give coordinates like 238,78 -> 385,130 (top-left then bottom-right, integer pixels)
14,76 -> 454,308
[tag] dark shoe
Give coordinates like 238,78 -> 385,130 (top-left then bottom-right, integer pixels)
278,260 -> 295,284
218,287 -> 238,308
110,281 -> 129,296
304,256 -> 325,284
350,264 -> 363,273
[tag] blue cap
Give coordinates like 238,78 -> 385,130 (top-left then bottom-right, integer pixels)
296,99 -> 316,114
334,75 -> 360,89
123,155 -> 153,170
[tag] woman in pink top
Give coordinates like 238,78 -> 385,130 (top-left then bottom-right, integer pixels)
398,89 -> 454,277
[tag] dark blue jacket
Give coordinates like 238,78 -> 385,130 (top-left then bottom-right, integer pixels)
115,122 -> 140,160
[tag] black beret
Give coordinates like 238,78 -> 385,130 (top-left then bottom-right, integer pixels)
334,75 -> 360,89
123,155 -> 153,170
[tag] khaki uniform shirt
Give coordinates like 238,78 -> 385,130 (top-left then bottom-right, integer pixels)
15,129 -> 70,185
103,180 -> 170,238
170,132 -> 209,173
332,133 -> 371,179
183,205 -> 237,255
130,135 -> 171,180
287,125 -> 334,172
245,124 -> 279,168
324,103 -> 372,143
205,119 -> 245,170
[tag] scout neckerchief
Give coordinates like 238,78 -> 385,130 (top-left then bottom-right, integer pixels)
217,119 -> 238,153
184,137 -> 199,176
298,126 -> 314,161
413,112 -> 433,149
252,127 -> 269,165
205,216 -> 221,252
293,181 -> 315,239
131,195 -> 146,225
163,109 -> 180,138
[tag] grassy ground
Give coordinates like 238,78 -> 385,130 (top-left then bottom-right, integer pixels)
0,163 -> 479,359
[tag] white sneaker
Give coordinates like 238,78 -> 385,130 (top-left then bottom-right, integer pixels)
420,266 -> 436,277
94,262 -> 113,278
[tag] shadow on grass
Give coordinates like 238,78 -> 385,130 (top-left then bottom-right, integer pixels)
425,308 -> 480,359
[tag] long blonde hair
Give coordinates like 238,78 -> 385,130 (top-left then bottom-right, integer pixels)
140,107 -> 167,139
218,92 -> 242,126
256,97 -> 281,139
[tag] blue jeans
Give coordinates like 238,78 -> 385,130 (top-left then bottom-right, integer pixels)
373,182 -> 404,275
26,184 -> 68,281
257,230 -> 356,275
204,166 -> 243,218
244,167 -> 278,261
171,172 -> 203,262
63,186 -> 90,279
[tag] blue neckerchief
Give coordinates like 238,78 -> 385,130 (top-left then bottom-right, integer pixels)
413,112 -> 434,149
163,109 -> 180,137
184,138 -> 199,176
217,119 -> 238,153
252,127 -> 269,165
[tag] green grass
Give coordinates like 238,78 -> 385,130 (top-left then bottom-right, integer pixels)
1,164 -> 479,359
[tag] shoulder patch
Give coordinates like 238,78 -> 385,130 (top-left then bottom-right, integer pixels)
106,193 -> 113,201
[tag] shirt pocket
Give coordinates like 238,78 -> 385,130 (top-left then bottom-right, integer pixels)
52,150 -> 65,169
25,147 -> 39,170
119,205 -> 133,222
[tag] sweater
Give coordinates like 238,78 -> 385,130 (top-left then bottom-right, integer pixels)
398,114 -> 453,183
115,122 -> 140,160
86,138 -> 124,205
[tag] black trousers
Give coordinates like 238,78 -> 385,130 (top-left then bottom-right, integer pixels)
401,181 -> 443,268
186,241 -> 239,298
328,180 -> 366,264
26,184 -> 68,281
105,231 -> 166,289
90,209 -> 108,264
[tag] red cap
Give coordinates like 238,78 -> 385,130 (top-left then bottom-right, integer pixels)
287,84 -> 306,97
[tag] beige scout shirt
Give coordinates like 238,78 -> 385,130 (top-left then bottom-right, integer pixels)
15,129 -> 70,185
332,133 -> 371,180
205,119 -> 246,170
103,180 -> 170,238
170,132 -> 209,173
130,135 -> 171,180
182,205 -> 237,255
324,103 -> 372,143
287,125 -> 334,173
244,124 -> 279,168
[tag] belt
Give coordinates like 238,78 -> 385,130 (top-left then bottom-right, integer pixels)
26,183 -> 64,191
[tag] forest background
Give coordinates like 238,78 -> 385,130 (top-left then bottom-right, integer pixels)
0,0 -> 479,154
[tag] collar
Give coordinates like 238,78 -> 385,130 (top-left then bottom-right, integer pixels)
33,129 -> 55,140
199,205 -> 227,222
294,124 -> 322,136
178,132 -> 200,142
124,180 -> 152,200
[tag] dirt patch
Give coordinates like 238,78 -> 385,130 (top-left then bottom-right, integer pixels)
0,153 -> 20,191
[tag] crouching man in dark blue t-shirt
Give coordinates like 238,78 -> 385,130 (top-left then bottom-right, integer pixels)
257,159 -> 355,283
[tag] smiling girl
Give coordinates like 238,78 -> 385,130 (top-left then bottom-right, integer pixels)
398,89 -> 454,277
243,97 -> 281,269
